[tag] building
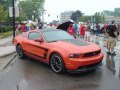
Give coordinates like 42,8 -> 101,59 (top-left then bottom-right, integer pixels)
60,11 -> 74,23
101,10 -> 120,24
101,10 -> 114,16
105,16 -> 120,24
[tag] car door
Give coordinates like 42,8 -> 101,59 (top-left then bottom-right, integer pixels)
21,32 -> 29,51
27,31 -> 47,59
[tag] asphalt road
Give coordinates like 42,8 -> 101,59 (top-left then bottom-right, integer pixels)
0,37 -> 120,90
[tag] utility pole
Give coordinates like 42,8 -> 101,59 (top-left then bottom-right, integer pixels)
12,0 -> 16,42
33,10 -> 35,20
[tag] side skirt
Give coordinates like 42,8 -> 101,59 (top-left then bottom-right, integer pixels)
24,51 -> 49,64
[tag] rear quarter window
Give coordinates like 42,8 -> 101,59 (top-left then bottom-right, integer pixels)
22,33 -> 27,38
28,32 -> 42,40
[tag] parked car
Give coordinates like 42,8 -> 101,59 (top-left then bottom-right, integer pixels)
14,28 -> 104,73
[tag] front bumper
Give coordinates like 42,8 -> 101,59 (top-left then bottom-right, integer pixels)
65,53 -> 104,71
67,60 -> 102,73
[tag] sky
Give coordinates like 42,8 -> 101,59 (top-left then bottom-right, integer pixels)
44,0 -> 120,22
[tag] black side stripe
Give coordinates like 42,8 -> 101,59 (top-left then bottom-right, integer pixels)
29,44 -> 49,59
24,50 -> 42,58
24,45 -> 48,59
29,44 -> 48,50
44,49 -> 48,59
24,50 -> 49,64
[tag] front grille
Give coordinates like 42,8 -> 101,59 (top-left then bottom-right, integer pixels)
83,50 -> 101,57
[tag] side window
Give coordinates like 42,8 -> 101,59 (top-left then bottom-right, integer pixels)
28,32 -> 41,40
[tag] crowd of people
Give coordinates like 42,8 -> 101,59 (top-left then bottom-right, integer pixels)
67,20 -> 120,55
15,19 -> 43,33
67,21 -> 99,42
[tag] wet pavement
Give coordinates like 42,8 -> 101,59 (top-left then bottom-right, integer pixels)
0,36 -> 120,90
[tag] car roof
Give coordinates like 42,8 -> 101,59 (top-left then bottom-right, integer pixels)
40,28 -> 63,33
27,28 -> 64,34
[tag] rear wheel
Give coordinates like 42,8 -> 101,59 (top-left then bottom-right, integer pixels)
50,53 -> 66,74
16,45 -> 26,59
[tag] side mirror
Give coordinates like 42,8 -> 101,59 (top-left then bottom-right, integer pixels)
34,38 -> 43,42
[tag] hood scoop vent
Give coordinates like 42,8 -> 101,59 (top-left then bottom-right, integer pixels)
62,39 -> 89,46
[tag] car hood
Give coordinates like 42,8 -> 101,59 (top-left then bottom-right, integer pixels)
49,39 -> 100,53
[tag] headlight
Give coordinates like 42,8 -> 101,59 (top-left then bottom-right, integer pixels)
69,54 -> 80,58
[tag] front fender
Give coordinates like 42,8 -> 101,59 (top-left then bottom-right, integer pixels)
46,48 -> 69,63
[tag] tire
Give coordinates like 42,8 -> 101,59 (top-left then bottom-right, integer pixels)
16,45 -> 26,59
50,53 -> 66,74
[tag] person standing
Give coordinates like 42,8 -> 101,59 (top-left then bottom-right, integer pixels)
26,21 -> 31,32
37,19 -> 43,29
21,22 -> 26,32
117,24 -> 120,35
85,23 -> 91,42
73,22 -> 78,38
30,19 -> 37,30
67,24 -> 74,36
103,22 -> 108,46
79,23 -> 86,40
106,20 -> 118,55
95,22 -> 100,44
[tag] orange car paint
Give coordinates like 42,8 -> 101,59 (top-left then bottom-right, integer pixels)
14,30 -> 104,71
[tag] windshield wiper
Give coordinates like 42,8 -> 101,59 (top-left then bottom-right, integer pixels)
52,40 -> 58,42
48,40 -> 58,43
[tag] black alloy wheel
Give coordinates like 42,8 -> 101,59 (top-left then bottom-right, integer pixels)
16,45 -> 26,59
50,53 -> 65,73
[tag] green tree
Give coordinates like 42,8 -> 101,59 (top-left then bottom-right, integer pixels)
94,12 -> 102,23
0,0 -> 19,23
19,0 -> 45,20
0,4 -> 8,33
0,4 -> 8,22
70,10 -> 82,22
79,16 -> 91,22
0,0 -> 12,10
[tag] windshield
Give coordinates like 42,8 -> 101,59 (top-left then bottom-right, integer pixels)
42,30 -> 74,42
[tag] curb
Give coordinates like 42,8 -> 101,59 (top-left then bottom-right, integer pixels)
0,53 -> 17,73
0,51 -> 16,59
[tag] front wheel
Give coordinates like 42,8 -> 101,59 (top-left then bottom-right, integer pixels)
50,53 -> 66,74
16,45 -> 26,59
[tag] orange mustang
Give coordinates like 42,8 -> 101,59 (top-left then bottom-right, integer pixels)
14,28 -> 104,73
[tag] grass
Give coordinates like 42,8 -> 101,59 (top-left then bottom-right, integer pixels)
0,31 -> 13,39
0,31 -> 22,39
